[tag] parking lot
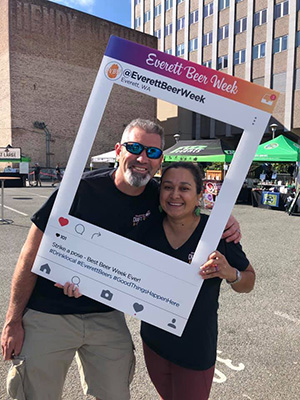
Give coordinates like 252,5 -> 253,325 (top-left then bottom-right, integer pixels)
0,185 -> 299,400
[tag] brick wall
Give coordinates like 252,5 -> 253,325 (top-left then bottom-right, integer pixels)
7,0 -> 157,167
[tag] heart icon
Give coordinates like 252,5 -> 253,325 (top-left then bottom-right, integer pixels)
133,303 -> 144,313
58,217 -> 69,227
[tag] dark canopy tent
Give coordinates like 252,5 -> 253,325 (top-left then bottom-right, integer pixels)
163,139 -> 235,163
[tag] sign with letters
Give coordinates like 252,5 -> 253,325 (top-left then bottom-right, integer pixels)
0,147 -> 21,160
32,36 -> 279,336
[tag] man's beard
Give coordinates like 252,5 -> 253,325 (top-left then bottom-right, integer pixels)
124,168 -> 151,187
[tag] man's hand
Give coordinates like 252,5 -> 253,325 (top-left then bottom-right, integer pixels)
1,320 -> 24,360
222,214 -> 241,244
1,224 -> 43,361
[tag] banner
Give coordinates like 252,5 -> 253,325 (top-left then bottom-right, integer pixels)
32,36 -> 279,336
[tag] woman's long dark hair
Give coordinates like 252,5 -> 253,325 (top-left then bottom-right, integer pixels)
161,162 -> 203,194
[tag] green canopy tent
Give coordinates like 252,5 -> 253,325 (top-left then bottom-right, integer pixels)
163,139 -> 235,163
253,135 -> 300,162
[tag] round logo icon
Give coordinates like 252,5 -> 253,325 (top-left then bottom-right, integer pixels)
264,143 -> 279,150
104,62 -> 122,80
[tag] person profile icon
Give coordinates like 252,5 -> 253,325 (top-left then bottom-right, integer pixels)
167,318 -> 177,329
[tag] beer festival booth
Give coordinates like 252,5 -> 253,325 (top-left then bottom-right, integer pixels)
163,139 -> 235,209
250,135 -> 300,211
0,146 -> 30,187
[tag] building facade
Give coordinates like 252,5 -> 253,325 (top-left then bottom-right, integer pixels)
132,0 -> 300,147
0,0 -> 157,168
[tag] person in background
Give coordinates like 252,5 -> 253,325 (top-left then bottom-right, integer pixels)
34,163 -> 42,187
52,163 -> 62,186
287,164 -> 295,184
265,163 -> 274,181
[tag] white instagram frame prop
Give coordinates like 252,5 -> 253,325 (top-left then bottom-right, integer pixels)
32,36 -> 278,336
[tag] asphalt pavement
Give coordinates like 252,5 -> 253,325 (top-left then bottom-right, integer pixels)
0,185 -> 299,400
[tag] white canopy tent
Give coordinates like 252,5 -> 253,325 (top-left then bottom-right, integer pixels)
91,150 -> 116,164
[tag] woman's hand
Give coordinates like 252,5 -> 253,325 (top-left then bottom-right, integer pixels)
54,282 -> 82,298
199,251 -> 237,281
199,251 -> 256,293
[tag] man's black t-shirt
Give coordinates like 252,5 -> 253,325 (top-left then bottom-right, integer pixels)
137,214 -> 250,371
29,168 -> 160,314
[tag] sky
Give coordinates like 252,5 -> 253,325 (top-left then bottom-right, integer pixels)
50,0 -> 131,27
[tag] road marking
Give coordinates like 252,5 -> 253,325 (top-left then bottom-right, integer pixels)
274,311 -> 300,324
213,368 -> 227,383
217,350 -> 245,371
213,350 -> 245,384
0,204 -> 28,216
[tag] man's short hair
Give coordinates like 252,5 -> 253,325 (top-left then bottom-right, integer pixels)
121,118 -> 165,149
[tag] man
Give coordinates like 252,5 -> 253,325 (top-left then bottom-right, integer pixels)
1,119 -> 240,400
33,163 -> 42,187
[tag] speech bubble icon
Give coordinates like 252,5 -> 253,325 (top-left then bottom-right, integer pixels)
75,224 -> 85,235
133,303 -> 144,313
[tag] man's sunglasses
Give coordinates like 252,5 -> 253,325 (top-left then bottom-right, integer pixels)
121,142 -> 163,159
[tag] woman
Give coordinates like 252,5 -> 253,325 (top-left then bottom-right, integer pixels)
60,162 -> 255,400
136,162 -> 255,400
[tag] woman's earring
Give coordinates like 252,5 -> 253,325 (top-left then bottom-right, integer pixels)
194,205 -> 201,217
158,205 -> 163,213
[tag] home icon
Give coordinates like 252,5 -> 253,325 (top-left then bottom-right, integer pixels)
40,263 -> 51,274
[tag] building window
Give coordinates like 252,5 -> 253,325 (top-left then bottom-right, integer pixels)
254,9 -> 267,27
177,17 -> 185,31
204,2 -> 213,17
203,31 -> 213,46
203,60 -> 212,68
134,0 -> 141,5
190,10 -> 199,25
154,29 -> 161,39
176,43 -> 185,56
154,4 -> 161,17
273,35 -> 288,54
189,38 -> 198,52
298,0 -> 300,11
274,1 -> 289,19
296,31 -> 300,47
235,17 -> 247,34
217,55 -> 228,69
253,42 -> 265,59
134,17 -> 141,29
234,49 -> 246,65
165,0 -> 173,11
236,0 -> 243,3
165,23 -> 173,36
218,24 -> 229,40
144,10 -> 151,23
219,0 -> 229,11
165,48 -> 172,54
177,0 -> 184,4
